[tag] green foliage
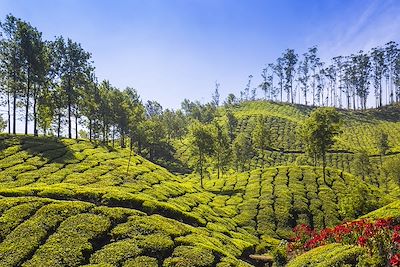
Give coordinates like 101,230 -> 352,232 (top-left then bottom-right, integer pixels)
90,240 -> 142,265
232,132 -> 253,172
351,150 -> 372,179
24,213 -> 111,266
187,121 -> 215,184
301,107 -> 341,180
382,155 -> 400,185
286,243 -> 365,267
163,246 -> 215,267
377,132 -> 390,156
123,256 -> 158,267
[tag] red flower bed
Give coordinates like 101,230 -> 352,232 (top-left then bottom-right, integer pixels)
287,218 -> 400,266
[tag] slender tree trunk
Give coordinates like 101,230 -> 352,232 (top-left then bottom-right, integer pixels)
112,125 -> 115,148
89,119 -> 92,141
199,152 -> 204,188
13,89 -> 16,135
7,90 -> 10,134
68,81 -> 72,139
33,85 -> 38,136
57,113 -> 61,138
217,152 -> 220,180
25,68 -> 30,135
127,143 -> 133,174
322,152 -> 326,184
120,131 -> 125,148
75,113 -> 78,139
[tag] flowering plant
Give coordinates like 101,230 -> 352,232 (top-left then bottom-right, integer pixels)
287,218 -> 400,266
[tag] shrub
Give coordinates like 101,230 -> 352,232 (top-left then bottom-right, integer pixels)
23,213 -> 111,267
163,245 -> 215,267
90,239 -> 142,265
123,256 -> 158,267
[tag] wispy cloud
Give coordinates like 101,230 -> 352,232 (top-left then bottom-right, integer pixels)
317,0 -> 400,60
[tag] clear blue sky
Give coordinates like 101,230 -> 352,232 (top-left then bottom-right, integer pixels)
1,0 -> 400,109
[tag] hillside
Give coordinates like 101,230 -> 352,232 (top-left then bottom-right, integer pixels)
0,102 -> 399,266
0,130 -> 396,266
175,101 -> 400,183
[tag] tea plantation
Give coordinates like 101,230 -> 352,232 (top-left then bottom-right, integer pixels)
0,101 -> 400,266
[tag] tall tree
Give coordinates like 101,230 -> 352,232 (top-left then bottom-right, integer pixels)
252,116 -> 270,161
385,41 -> 398,104
212,120 -> 230,179
188,121 -> 214,187
52,36 -> 93,138
301,107 -> 341,181
18,20 -> 41,134
212,81 -> 220,107
282,49 -> 298,103
0,14 -> 23,134
260,64 -> 274,100
273,57 -> 285,102
308,46 -> 320,105
298,50 -> 310,105
232,132 -> 253,172
353,51 -> 371,110
333,56 -> 344,108
371,47 -> 386,107
377,132 -> 390,165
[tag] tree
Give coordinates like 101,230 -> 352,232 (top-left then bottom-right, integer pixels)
141,118 -> 167,161
188,121 -> 214,187
252,116 -> 270,161
273,57 -> 285,102
161,109 -> 187,141
145,100 -> 163,119
377,132 -> 390,165
211,81 -> 220,107
282,49 -> 298,103
298,50 -> 311,105
333,56 -> 344,108
242,75 -> 253,101
224,93 -> 237,107
301,107 -> 341,181
0,14 -> 23,135
18,19 -> 44,135
308,46 -> 320,105
212,120 -> 230,179
352,51 -> 371,110
232,132 -> 253,172
385,41 -> 398,104
371,47 -> 386,107
52,36 -> 93,138
259,64 -> 274,100
352,150 -> 371,181
225,109 -> 237,142
382,156 -> 400,186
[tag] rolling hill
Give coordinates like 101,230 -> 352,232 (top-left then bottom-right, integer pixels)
0,101 -> 400,266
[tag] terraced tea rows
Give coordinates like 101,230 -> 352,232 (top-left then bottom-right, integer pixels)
0,135 -> 393,266
232,101 -> 400,155
0,196 -> 254,267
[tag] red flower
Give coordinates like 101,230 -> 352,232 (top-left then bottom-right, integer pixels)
357,236 -> 367,247
393,232 -> 400,243
376,218 -> 392,229
390,254 -> 400,266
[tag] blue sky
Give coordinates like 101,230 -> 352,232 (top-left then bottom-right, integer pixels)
1,0 -> 400,109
